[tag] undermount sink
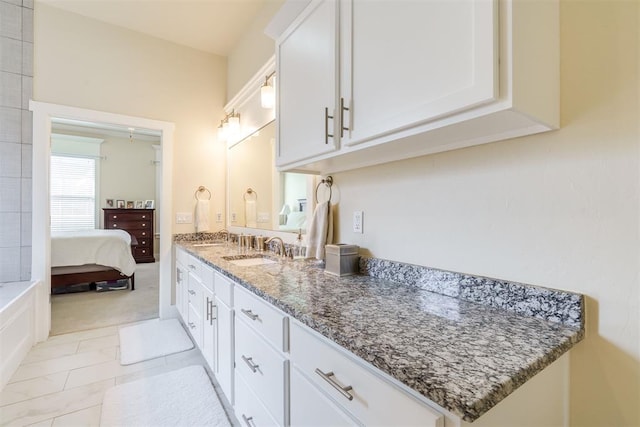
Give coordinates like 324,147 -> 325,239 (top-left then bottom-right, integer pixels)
222,254 -> 278,266
192,242 -> 225,247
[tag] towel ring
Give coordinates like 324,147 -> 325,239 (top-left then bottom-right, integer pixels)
194,186 -> 211,200
243,188 -> 258,201
315,176 -> 333,203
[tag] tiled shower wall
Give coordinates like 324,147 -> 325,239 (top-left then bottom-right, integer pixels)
0,0 -> 33,281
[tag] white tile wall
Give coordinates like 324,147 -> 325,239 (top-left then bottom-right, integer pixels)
0,37 -> 22,74
0,212 -> 20,247
0,247 -> 21,281
0,1 -> 21,40
0,71 -> 21,108
21,110 -> 31,143
22,41 -> 32,76
21,143 -> 31,177
21,75 -> 31,108
21,177 -> 31,212
1,1 -> 33,282
22,7 -> 33,43
0,177 -> 20,211
0,106 -> 21,142
0,142 -> 21,177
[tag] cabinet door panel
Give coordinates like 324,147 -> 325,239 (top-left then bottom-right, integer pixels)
277,0 -> 338,166
341,0 -> 497,146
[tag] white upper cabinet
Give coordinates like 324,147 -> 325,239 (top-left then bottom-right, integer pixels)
267,0 -> 558,174
340,0 -> 497,146
275,0 -> 339,166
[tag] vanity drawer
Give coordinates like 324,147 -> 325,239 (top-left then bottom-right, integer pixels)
235,318 -> 287,426
187,304 -> 202,348
185,255 -> 213,289
187,274 -> 203,316
235,371 -> 280,427
214,272 -> 233,307
290,321 -> 443,427
291,365 -> 357,426
235,285 -> 288,352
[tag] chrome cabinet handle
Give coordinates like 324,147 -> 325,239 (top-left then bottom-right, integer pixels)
188,322 -> 195,329
206,297 -> 211,321
242,415 -> 254,427
324,107 -> 334,144
188,264 -> 196,270
340,97 -> 350,137
241,355 -> 259,373
188,290 -> 195,295
241,308 -> 259,321
315,368 -> 354,401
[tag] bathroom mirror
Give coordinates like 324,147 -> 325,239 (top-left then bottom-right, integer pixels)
227,120 -> 315,233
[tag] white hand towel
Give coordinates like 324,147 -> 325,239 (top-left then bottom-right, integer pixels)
305,201 -> 333,260
195,200 -> 210,232
245,200 -> 257,228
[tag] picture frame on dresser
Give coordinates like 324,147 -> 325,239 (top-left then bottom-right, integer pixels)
135,200 -> 144,209
106,199 -> 114,208
116,199 -> 125,208
145,200 -> 154,209
126,201 -> 134,209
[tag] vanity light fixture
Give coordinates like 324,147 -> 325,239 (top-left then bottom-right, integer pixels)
261,71 -> 276,109
217,110 -> 241,143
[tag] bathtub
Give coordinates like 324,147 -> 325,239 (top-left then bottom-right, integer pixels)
0,280 -> 38,389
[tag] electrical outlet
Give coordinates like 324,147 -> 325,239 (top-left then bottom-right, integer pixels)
231,212 -> 237,223
176,212 -> 193,224
353,211 -> 363,233
216,213 -> 222,222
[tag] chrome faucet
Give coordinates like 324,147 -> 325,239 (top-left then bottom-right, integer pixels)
265,237 -> 285,256
217,229 -> 229,241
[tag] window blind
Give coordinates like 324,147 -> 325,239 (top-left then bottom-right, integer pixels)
50,155 -> 97,232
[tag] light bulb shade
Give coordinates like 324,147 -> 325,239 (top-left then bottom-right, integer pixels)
228,115 -> 240,132
261,84 -> 275,109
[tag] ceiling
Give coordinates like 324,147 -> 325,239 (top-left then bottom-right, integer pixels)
39,0 -> 272,56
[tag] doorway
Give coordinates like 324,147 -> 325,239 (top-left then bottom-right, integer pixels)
31,101 -> 175,342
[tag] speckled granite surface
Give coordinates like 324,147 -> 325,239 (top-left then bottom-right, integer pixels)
175,239 -> 584,422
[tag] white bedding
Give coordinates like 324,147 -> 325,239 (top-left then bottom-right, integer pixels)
51,229 -> 136,276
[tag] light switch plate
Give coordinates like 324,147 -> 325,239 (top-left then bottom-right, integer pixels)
176,212 -> 193,224
353,211 -> 363,233
216,213 -> 222,222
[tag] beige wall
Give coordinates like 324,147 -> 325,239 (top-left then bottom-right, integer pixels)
233,0 -> 639,425
99,136 -> 156,222
226,0 -> 285,100
33,3 -> 228,234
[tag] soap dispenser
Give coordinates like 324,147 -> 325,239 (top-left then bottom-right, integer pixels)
293,229 -> 305,259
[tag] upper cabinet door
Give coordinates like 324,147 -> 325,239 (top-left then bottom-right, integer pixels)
340,0 -> 498,147
276,0 -> 339,167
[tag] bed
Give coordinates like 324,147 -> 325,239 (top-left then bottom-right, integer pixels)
51,229 -> 137,291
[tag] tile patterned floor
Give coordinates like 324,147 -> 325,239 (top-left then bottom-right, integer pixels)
0,322 -> 218,426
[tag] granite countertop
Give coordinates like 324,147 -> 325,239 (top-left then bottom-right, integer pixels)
175,239 -> 584,422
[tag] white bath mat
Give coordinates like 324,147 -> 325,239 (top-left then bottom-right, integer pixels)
100,365 -> 231,427
119,318 -> 194,365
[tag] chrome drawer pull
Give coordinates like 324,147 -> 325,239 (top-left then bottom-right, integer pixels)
188,264 -> 196,270
242,415 -> 254,427
315,369 -> 354,401
113,215 -> 117,219
241,355 -> 259,373
112,224 -> 117,227
240,308 -> 259,321
188,322 -> 195,329
188,290 -> 196,295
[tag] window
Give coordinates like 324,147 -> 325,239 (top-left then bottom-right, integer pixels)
50,155 -> 97,232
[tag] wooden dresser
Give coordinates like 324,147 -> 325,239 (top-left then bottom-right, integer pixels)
103,208 -> 155,263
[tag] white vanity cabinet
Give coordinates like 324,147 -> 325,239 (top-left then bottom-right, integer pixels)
269,0 -> 558,173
